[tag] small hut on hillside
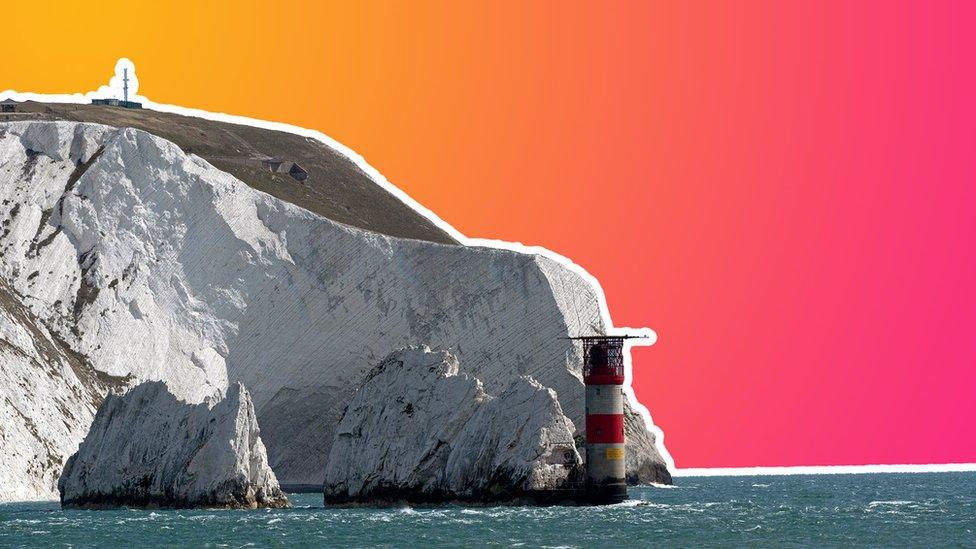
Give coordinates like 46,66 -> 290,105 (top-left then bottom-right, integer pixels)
262,158 -> 309,183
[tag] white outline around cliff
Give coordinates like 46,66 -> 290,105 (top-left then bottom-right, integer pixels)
10,60 -> 974,478
1,58 -> 675,475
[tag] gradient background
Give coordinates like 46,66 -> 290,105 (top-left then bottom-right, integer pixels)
5,1 -> 975,469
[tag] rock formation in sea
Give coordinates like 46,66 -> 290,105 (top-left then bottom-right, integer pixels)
58,381 -> 289,509
0,118 -> 670,501
324,347 -> 581,503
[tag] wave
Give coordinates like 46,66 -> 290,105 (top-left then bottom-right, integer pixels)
867,500 -> 913,507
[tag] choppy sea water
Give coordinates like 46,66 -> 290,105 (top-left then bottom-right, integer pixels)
2,473 -> 974,547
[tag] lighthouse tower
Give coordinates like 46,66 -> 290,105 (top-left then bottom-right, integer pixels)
575,335 -> 634,504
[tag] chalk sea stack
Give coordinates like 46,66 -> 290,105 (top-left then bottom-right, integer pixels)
58,381 -> 288,509
324,347 -> 582,504
0,112 -> 669,502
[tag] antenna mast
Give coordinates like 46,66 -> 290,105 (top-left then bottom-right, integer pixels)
123,68 -> 129,103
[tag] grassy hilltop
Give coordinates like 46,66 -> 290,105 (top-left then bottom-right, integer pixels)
5,102 -> 456,245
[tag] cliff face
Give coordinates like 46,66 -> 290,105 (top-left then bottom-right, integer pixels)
0,282 -> 127,502
58,381 -> 288,509
0,120 -> 670,499
324,347 -> 580,503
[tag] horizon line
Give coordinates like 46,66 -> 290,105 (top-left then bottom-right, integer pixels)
672,463 -> 976,477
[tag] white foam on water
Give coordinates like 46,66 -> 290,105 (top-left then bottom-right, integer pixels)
868,500 -> 913,507
613,500 -> 644,508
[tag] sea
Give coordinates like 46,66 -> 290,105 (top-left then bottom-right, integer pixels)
1,473 -> 973,547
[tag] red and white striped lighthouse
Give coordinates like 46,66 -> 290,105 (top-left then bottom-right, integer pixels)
576,336 -> 632,504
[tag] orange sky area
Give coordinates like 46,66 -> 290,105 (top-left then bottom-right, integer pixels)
7,1 -> 976,469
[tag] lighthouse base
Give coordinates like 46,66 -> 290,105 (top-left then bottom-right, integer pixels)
518,484 -> 628,506
581,483 -> 629,505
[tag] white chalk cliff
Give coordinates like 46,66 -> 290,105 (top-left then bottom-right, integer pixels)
0,282 -> 129,502
58,381 -> 288,509
324,347 -> 581,502
0,120 -> 669,501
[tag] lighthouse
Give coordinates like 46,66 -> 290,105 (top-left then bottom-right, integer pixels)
574,335 -> 639,504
